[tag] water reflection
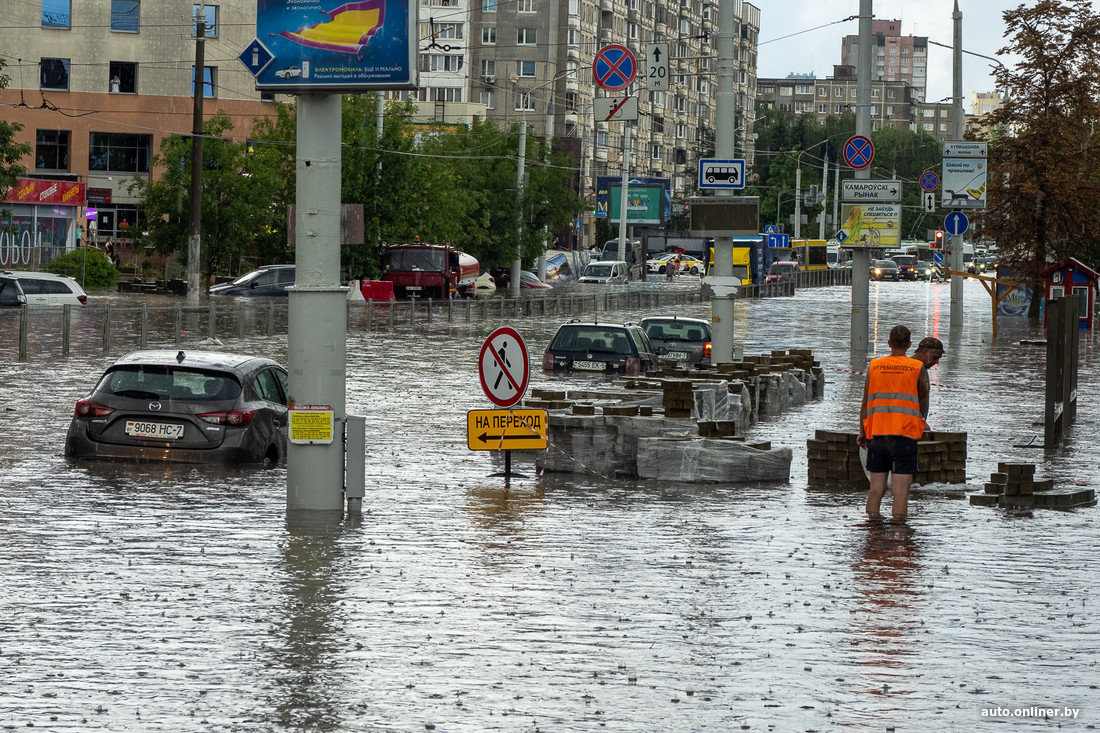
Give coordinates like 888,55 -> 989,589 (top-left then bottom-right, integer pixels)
849,519 -> 924,709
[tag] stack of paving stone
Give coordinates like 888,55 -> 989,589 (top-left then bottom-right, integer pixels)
806,429 -> 968,489
662,379 -> 695,418
970,462 -> 1094,508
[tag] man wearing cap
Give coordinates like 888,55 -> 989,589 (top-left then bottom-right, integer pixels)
857,325 -> 930,519
914,336 -> 944,372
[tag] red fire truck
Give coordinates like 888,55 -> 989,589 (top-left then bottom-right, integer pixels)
380,242 -> 479,300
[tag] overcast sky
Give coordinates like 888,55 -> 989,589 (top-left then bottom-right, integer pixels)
754,1 -> 1032,111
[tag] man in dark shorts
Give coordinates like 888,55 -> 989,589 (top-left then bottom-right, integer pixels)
857,325 -> 930,519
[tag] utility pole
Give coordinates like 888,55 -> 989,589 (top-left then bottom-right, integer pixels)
187,7 -> 206,304
709,0 -> 737,365
512,118 -> 526,299
819,149 -> 829,240
950,0 -> 965,328
850,0 -> 872,351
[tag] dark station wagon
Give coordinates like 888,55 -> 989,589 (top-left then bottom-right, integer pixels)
640,316 -> 713,367
542,320 -> 659,376
65,350 -> 290,464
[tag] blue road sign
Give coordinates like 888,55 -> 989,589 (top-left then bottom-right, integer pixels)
920,171 -> 940,192
933,251 -> 945,266
698,159 -> 745,189
944,211 -> 970,236
767,233 -> 790,248
593,45 -> 637,92
765,225 -> 777,234
834,230 -> 848,243
238,39 -> 274,78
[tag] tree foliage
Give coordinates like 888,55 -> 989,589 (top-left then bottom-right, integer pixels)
45,248 -> 118,289
981,0 -> 1100,305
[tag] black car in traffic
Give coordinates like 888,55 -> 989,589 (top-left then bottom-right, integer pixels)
209,264 -> 295,296
542,320 -> 658,376
65,350 -> 289,464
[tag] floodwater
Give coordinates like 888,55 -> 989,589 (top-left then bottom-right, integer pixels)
1,277 -> 1098,731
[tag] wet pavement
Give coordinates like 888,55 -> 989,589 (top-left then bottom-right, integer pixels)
1,277 -> 1098,731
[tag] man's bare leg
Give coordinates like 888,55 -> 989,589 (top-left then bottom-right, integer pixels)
890,474 -> 913,519
866,472 -> 889,517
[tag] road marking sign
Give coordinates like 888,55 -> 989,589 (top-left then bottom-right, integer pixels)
933,251 -> 945,266
923,191 -> 936,213
594,95 -> 638,122
841,179 -> 901,203
698,159 -> 745,189
944,211 -> 969,237
844,135 -> 874,169
766,232 -> 790,248
467,409 -> 548,451
479,326 -> 530,408
920,171 -> 940,192
593,44 -> 637,92
645,42 -> 669,91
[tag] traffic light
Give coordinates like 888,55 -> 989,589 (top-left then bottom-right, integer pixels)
931,230 -> 944,249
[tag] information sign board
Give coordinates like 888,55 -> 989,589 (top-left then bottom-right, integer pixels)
467,409 -> 548,451
838,203 -> 901,248
841,180 -> 902,203
288,404 -> 335,445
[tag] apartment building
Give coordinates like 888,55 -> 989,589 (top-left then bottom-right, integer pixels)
840,19 -> 928,102
757,66 -> 917,134
403,0 -> 760,201
1,2 -> 280,252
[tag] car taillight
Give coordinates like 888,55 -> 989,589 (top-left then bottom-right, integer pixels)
703,342 -> 712,358
198,409 -> 255,426
75,398 -> 115,417
543,352 -> 555,371
625,357 -> 640,375
77,294 -> 88,305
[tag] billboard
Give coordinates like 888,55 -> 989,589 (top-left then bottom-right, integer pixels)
607,184 -> 665,225
595,176 -> 669,220
249,0 -> 417,92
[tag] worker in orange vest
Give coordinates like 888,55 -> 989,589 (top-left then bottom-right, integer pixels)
857,325 -> 930,519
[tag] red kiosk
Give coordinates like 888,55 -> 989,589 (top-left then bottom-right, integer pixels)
1041,257 -> 1098,329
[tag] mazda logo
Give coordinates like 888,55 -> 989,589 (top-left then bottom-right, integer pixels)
149,402 -> 162,411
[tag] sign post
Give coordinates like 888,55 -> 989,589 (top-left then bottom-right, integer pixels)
473,327 -> 543,483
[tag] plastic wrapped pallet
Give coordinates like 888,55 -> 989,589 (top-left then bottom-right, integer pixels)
636,437 -> 793,483
788,369 -> 807,406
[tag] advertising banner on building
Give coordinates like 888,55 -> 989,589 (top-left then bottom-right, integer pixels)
4,178 -> 86,207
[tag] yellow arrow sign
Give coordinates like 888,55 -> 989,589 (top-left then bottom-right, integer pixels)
467,409 -> 548,451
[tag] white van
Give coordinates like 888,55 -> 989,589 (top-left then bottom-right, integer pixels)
578,260 -> 629,284
0,271 -> 88,307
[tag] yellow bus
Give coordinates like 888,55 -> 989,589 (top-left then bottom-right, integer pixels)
706,242 -> 754,285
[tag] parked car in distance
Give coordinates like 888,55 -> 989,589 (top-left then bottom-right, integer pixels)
892,254 -> 918,280
646,252 -> 679,274
578,260 -> 629,284
65,350 -> 290,465
542,320 -> 658,375
766,261 -> 800,283
640,316 -> 712,367
914,261 -> 939,281
209,264 -> 295,296
0,270 -> 88,307
871,259 -> 900,281
669,255 -> 705,275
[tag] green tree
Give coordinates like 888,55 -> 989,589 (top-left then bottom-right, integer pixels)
128,111 -> 291,281
982,0 -> 1100,316
0,60 -> 33,218
45,248 -> 118,289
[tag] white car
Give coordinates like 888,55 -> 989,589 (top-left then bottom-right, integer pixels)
578,260 -> 629,284
0,270 -> 88,307
646,252 -> 678,273
275,66 -> 302,79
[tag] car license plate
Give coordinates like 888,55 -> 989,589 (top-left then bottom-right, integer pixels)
573,360 -> 606,371
666,351 -> 688,361
406,285 -> 422,291
125,421 -> 184,440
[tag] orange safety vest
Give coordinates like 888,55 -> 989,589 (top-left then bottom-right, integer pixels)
863,354 -> 925,440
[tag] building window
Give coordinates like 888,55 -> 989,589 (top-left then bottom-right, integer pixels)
675,96 -> 686,113
40,58 -> 70,90
111,0 -> 140,33
834,88 -> 843,98
518,28 -> 536,44
515,92 -> 535,111
652,115 -> 664,134
483,0 -> 497,10
818,104 -> 826,113
651,143 -> 662,160
435,22 -> 463,39
834,104 -> 844,114
871,106 -> 878,115
36,130 -> 70,170
193,4 -> 218,37
565,91 -> 577,112
192,66 -> 216,97
434,87 -> 463,102
628,22 -> 639,39
516,60 -> 535,77
481,90 -> 495,109
420,54 -> 463,72
922,122 -> 934,131
518,0 -> 535,11
109,61 -> 137,93
482,26 -> 496,43
886,105 -> 895,115
888,89 -> 896,99
42,0 -> 70,27
675,122 -> 685,139
89,132 -> 151,173
596,131 -> 608,148
818,87 -> 827,97
872,88 -> 879,99
481,60 -> 495,77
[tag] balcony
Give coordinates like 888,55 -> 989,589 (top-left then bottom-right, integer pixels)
601,0 -> 613,13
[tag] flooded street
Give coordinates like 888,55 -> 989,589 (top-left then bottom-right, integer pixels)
1,278 -> 1098,731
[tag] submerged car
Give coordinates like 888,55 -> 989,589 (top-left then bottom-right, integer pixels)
542,320 -> 658,375
65,350 -> 289,464
209,264 -> 295,297
766,261 -> 800,283
578,260 -> 629,284
0,270 -> 88,307
892,254 -> 918,280
640,316 -> 712,367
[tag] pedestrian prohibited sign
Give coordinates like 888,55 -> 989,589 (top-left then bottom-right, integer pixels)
479,326 -> 530,408
593,44 -> 637,92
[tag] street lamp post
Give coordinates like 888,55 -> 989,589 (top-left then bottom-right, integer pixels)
794,139 -> 829,240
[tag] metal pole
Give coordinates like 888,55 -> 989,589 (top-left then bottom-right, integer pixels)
950,0 -> 965,328
819,149 -> 829,240
850,0 -> 873,352
709,0 -> 737,365
794,164 -> 802,240
187,7 -> 206,305
617,122 -> 630,269
512,119 -> 526,299
287,94 -> 347,514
